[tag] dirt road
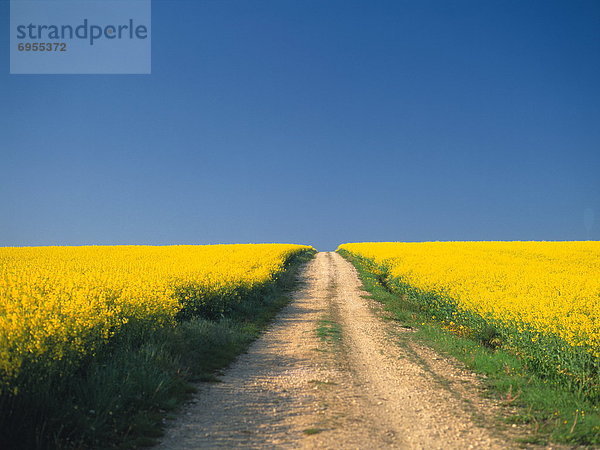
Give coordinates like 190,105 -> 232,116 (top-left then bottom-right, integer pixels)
158,252 -> 519,449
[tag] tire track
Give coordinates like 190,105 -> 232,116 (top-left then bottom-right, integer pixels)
157,252 -> 520,449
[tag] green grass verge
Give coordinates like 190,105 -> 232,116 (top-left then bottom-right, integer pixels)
0,249 -> 316,449
338,249 -> 600,446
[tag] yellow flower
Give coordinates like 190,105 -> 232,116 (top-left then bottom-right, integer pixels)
339,241 -> 600,353
0,244 -> 313,381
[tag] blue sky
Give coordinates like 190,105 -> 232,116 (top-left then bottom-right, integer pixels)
1,0 -> 599,250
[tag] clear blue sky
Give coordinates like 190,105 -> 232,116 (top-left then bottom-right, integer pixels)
2,0 -> 599,250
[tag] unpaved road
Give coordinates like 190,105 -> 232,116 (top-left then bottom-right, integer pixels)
158,252 -> 526,449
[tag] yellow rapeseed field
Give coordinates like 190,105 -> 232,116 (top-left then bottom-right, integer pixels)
0,244 -> 312,381
338,241 -> 600,353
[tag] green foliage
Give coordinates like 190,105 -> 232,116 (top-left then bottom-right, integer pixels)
316,319 -> 342,343
0,249 -> 315,449
339,249 -> 600,446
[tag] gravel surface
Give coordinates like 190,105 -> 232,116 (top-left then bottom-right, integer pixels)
157,252 -> 531,449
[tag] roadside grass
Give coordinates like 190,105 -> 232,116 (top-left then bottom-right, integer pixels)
338,249 -> 600,446
0,250 -> 316,450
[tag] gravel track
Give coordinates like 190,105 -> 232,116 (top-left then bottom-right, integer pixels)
157,252 -> 525,449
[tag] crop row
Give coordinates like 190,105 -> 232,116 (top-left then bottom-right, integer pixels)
0,244 -> 313,387
338,241 -> 600,398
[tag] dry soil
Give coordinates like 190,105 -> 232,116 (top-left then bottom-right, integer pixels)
157,252 -> 532,449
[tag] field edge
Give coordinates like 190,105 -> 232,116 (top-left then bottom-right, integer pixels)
337,248 -> 600,446
0,248 -> 316,450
